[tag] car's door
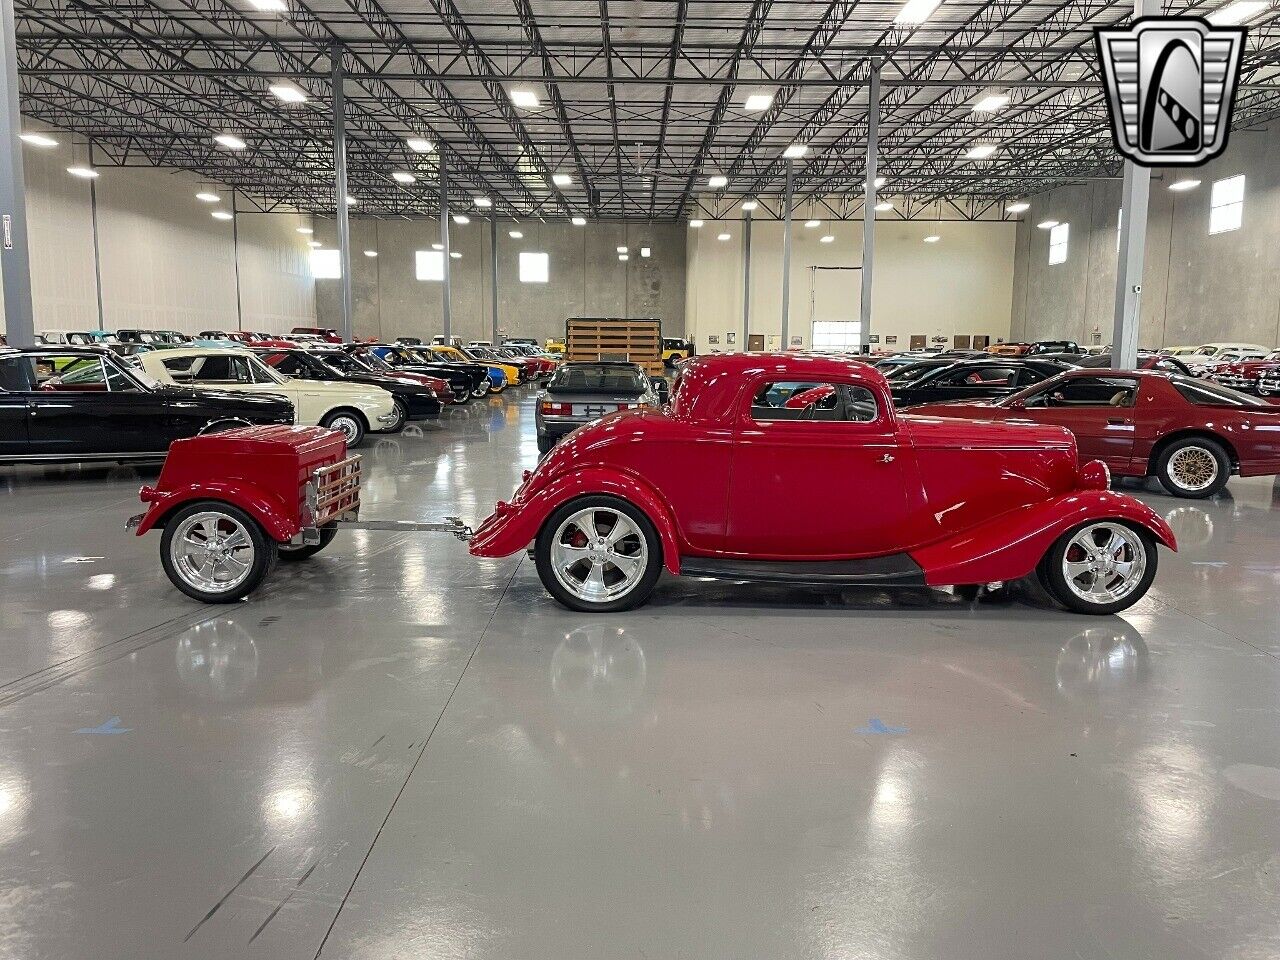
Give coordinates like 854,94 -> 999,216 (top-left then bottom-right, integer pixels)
24,354 -> 163,454
0,354 -> 33,455
726,378 -> 914,559
1014,374 -> 1140,469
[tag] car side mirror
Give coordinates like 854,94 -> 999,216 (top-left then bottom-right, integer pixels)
652,377 -> 670,404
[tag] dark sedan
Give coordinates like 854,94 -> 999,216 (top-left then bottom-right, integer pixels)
890,358 -> 1074,407
360,344 -> 490,399
0,346 -> 293,464
254,348 -> 443,428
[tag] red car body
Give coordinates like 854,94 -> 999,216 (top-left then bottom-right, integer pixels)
909,369 -> 1280,480
470,354 -> 1174,603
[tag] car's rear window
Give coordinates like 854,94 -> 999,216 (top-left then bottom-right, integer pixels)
1172,377 -> 1266,407
549,364 -> 647,396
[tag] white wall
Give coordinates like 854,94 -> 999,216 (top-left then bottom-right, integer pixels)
1011,121 -> 1280,350
0,140 -> 316,338
685,212 -> 1017,352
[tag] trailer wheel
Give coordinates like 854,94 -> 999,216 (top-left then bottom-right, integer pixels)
277,525 -> 338,561
160,501 -> 275,603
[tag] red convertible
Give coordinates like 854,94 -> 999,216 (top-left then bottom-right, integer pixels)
910,369 -> 1280,499
470,354 -> 1175,615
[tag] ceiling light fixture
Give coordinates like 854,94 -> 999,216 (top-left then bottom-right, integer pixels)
894,0 -> 943,24
345,195 -> 358,205
924,235 -> 941,243
1037,219 -> 1060,229
509,88 -> 540,109
509,230 -> 524,239
863,176 -> 887,190
473,196 -> 492,207
689,219 -> 704,228
782,143 -> 809,159
744,92 -> 773,111
268,80 -> 308,103
820,234 -> 835,243
971,93 -> 1011,113
965,144 -> 998,160
571,216 -> 586,226
214,133 -> 247,150
742,199 -> 759,211
66,165 -> 98,178
307,239 -> 322,246
1169,178 -> 1202,191
804,219 -> 821,228
551,173 -> 572,187
617,246 -> 628,253
212,209 -> 234,220
391,171 -> 416,184
640,247 -> 651,258
1209,0 -> 1267,23
19,132 -> 58,148
707,175 -> 728,189
452,214 -> 470,224
432,243 -> 443,250
619,254 -> 629,261
450,251 -> 462,259
247,0 -> 287,10
296,226 -> 314,234
196,191 -> 220,203
875,201 -> 894,211
1006,201 -> 1031,213
406,137 -> 434,153
364,250 -> 378,257
717,232 -> 731,241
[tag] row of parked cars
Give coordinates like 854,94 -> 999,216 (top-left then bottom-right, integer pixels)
0,332 -> 562,464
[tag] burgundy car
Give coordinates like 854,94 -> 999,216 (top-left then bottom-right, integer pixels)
469,354 -> 1174,615
909,369 -> 1280,498
1210,351 -> 1280,395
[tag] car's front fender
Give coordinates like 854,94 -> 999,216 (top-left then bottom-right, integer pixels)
909,489 -> 1176,586
469,467 -> 683,574
133,480 -> 298,542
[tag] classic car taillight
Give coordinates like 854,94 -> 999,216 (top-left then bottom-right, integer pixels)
540,400 -> 572,415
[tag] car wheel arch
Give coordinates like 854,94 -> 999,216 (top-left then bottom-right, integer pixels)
535,479 -> 683,576
139,485 -> 295,541
1147,429 -> 1238,474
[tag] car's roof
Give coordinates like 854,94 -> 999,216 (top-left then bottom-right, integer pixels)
557,359 -> 644,369
143,346 -> 253,356
683,351 -> 884,381
11,344 -> 114,355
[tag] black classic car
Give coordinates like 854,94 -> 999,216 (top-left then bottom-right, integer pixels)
0,347 -> 293,464
890,358 -> 1075,408
354,344 -> 490,400
254,347 -> 444,424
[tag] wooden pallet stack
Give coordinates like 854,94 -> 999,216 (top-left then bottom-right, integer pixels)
564,317 -> 664,376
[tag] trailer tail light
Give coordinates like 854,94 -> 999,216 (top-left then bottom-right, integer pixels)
540,400 -> 572,415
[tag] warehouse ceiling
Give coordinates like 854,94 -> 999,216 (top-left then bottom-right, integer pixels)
13,0 -> 1280,220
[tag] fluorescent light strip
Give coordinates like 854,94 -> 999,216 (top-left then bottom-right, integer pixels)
895,0 -> 943,25
20,132 -> 58,147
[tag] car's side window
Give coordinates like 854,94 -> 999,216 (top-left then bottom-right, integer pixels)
1044,376 -> 1140,407
0,357 -> 36,391
269,354 -> 306,377
842,385 -> 879,423
104,364 -> 140,392
752,381 -> 843,421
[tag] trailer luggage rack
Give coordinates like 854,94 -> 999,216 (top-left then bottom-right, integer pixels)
309,455 -> 362,524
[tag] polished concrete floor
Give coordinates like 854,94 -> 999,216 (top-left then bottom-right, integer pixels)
2,389 -> 1280,960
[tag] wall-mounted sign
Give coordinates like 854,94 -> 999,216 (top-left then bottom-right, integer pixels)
790,336 -> 803,346
931,335 -> 948,343
2,215 -> 11,250
868,334 -> 880,343
726,332 -> 736,344
885,335 -> 898,344
708,335 -> 720,344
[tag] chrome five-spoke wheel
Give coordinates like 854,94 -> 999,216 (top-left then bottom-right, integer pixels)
1042,520 -> 1157,615
535,497 -> 662,612
160,502 -> 273,603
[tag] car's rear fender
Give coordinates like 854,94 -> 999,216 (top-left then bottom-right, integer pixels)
468,467 -> 682,574
909,489 -> 1176,586
134,480 -> 297,542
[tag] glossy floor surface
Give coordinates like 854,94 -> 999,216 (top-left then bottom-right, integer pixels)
3,389 -> 1280,960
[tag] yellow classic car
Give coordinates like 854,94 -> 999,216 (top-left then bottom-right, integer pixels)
545,338 -> 566,355
661,337 -> 696,367
434,344 -> 522,387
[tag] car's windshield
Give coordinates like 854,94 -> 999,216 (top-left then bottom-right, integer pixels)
548,364 -> 648,396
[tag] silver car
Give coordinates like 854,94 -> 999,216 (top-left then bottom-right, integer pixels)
535,361 -> 664,454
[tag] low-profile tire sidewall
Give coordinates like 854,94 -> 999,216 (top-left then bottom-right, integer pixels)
1041,521 -> 1158,615
534,496 -> 664,613
1155,437 -> 1230,499
159,501 -> 275,603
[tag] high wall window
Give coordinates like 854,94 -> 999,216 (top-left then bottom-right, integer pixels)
415,249 -> 444,281
309,249 -> 340,279
1210,175 -> 1245,234
1048,222 -> 1069,265
519,251 -> 549,283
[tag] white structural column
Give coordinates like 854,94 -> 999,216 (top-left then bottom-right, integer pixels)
780,160 -> 794,347
489,214 -> 499,344
331,46 -> 354,342
742,208 -> 752,349
0,0 -> 34,346
1111,0 -> 1159,370
860,58 -> 881,353
439,154 -> 452,341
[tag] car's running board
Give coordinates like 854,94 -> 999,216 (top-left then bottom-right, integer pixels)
678,553 -> 925,586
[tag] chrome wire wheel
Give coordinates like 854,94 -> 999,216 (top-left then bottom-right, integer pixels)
1167,445 -> 1219,492
549,507 -> 649,604
327,413 -> 362,444
1061,523 -> 1148,606
170,511 -> 256,595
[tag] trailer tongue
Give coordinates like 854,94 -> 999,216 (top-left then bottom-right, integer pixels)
128,425 -> 472,603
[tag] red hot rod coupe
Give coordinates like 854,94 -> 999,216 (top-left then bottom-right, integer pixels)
470,354 -> 1175,614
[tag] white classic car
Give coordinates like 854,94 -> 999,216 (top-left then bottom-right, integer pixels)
139,347 -> 399,445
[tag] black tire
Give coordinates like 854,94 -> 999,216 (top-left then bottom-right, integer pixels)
1040,521 -> 1158,615
381,400 -> 407,433
1154,436 -> 1230,498
277,525 -> 338,561
321,409 -> 367,447
159,501 -> 275,603
534,496 -> 664,613
537,433 -> 556,455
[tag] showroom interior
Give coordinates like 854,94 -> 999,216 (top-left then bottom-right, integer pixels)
3,0 -> 1280,956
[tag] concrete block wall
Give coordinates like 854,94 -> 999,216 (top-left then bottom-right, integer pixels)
1011,121 -> 1280,350
312,218 -> 687,344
